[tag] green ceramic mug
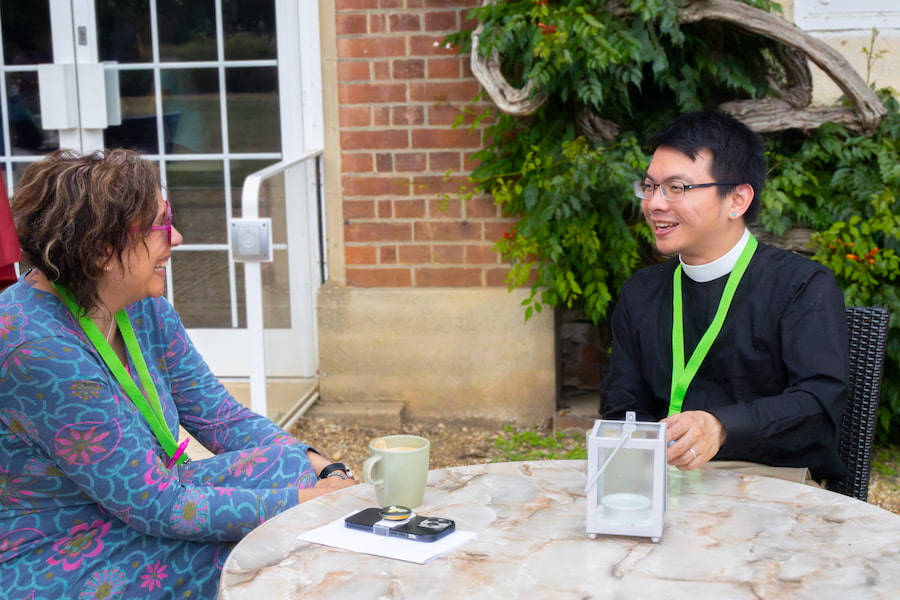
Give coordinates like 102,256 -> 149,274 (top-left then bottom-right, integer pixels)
363,435 -> 430,508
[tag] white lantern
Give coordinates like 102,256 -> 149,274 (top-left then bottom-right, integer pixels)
585,411 -> 667,542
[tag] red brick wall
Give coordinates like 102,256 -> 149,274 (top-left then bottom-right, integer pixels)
334,0 -> 514,287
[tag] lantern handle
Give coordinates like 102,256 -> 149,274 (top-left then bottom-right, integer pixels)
584,430 -> 632,494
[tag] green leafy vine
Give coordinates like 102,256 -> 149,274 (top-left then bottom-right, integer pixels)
446,1 -> 900,438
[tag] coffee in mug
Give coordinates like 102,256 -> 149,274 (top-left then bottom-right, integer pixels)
363,435 -> 430,508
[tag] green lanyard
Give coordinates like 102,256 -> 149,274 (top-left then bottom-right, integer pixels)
53,284 -> 187,465
668,235 -> 758,416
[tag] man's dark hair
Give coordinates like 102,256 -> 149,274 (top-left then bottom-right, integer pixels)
647,111 -> 767,223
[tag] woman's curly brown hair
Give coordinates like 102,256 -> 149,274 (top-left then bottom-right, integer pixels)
12,149 -> 162,314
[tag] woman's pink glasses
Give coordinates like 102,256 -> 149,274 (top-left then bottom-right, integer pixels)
130,201 -> 172,245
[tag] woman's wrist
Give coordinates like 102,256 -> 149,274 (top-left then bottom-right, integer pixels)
305,449 -> 354,479
306,448 -> 331,473
318,462 -> 354,480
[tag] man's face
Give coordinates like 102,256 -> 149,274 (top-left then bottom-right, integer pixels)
641,145 -> 736,265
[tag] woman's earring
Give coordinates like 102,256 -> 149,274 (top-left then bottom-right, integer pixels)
105,265 -> 112,272
731,213 -> 738,218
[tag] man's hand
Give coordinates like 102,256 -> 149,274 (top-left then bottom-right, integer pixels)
661,411 -> 727,470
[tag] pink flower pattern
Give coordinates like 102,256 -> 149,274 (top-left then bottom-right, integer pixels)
55,421 -> 121,465
47,519 -> 111,572
0,528 -> 43,561
0,470 -> 38,507
79,568 -> 127,599
139,560 -> 169,591
231,447 -> 273,478
142,449 -> 172,491
69,379 -> 103,403
171,488 -> 210,535
0,304 -> 27,345
1,408 -> 38,441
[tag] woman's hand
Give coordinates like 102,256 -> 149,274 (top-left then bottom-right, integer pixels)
297,476 -> 358,503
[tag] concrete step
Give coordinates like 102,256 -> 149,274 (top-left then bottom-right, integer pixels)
554,409 -> 601,432
555,389 -> 601,431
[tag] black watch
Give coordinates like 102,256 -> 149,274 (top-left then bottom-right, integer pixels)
318,462 -> 353,480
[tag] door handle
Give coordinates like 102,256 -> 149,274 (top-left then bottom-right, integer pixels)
37,64 -> 77,129
103,62 -> 122,126
36,62 -> 121,130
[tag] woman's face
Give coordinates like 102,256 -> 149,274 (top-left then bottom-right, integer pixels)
108,191 -> 183,305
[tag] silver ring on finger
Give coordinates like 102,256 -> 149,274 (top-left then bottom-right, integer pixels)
689,447 -> 698,460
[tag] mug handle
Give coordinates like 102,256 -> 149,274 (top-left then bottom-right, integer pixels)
363,455 -> 383,487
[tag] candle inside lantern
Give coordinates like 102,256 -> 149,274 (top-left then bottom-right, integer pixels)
601,492 -> 651,525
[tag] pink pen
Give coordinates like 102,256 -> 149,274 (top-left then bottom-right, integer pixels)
166,438 -> 190,468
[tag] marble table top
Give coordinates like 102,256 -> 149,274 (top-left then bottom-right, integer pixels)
219,461 -> 900,599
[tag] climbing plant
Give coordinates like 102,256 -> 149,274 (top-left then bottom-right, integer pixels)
446,1 -> 900,438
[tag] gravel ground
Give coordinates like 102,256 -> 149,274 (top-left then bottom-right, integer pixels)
289,417 -> 900,515
290,417 -> 502,477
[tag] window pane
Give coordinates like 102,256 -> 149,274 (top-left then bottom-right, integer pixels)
263,250 -> 290,329
258,171 -> 288,244
161,68 -> 222,154
229,159 -> 275,217
226,67 -> 280,153
167,161 -> 226,244
5,71 -> 54,154
223,0 -> 276,61
172,251 -> 245,328
2,0 -> 52,64
157,0 -> 216,62
8,160 -> 38,189
96,0 -> 150,63
105,70 -> 163,154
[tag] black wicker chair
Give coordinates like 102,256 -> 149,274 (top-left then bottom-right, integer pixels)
826,306 -> 891,501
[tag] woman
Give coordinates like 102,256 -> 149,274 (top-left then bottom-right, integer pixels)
0,149 -> 356,598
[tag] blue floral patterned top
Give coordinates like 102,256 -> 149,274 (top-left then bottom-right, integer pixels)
0,275 -> 319,598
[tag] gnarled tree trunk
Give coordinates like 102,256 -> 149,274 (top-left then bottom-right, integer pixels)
471,0 -> 886,136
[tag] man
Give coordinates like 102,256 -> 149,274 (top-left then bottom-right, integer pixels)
601,111 -> 848,483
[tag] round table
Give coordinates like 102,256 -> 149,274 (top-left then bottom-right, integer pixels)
219,460 -> 900,599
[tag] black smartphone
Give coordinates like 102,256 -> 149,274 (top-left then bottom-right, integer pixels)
344,507 -> 456,542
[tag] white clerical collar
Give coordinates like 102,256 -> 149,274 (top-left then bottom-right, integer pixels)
680,228 -> 752,283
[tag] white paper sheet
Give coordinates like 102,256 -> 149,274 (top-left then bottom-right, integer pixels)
297,510 -> 477,564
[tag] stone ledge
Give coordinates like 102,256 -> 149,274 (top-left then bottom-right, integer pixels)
304,400 -> 406,429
